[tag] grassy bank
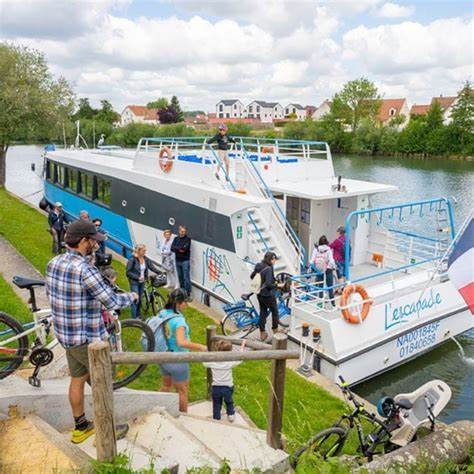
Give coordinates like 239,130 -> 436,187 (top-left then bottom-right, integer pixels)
0,187 -> 360,470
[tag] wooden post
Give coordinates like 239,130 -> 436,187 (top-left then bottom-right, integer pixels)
206,325 -> 216,400
266,333 -> 287,449
88,341 -> 116,462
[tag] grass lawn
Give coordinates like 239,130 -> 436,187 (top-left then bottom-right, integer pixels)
0,188 -> 360,470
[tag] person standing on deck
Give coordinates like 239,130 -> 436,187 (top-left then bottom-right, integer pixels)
45,220 -> 137,444
330,226 -> 347,294
171,225 -> 192,301
48,202 -> 69,254
206,124 -> 236,180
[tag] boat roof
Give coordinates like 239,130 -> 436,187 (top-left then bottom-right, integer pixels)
270,177 -> 397,200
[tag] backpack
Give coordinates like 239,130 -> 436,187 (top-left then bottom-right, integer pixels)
313,250 -> 329,273
141,311 -> 177,352
250,271 -> 262,294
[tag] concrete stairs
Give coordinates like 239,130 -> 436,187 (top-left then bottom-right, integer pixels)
1,376 -> 290,473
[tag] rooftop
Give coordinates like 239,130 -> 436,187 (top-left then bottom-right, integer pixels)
377,98 -> 407,122
124,105 -> 158,120
431,96 -> 457,110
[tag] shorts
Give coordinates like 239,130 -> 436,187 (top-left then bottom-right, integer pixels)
65,343 -> 90,378
159,362 -> 189,383
336,261 -> 346,279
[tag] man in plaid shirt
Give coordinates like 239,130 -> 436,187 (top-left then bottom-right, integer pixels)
46,220 -> 137,444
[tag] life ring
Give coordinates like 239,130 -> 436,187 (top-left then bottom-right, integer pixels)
340,284 -> 372,324
262,146 -> 274,154
159,146 -> 173,172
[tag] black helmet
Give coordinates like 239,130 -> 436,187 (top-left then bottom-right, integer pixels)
151,272 -> 167,287
377,396 -> 396,418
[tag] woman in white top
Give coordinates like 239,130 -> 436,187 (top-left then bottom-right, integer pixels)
126,244 -> 162,318
160,229 -> 178,289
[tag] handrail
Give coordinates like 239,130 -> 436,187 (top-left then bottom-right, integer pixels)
344,197 -> 455,280
247,210 -> 271,254
387,228 -> 443,243
238,139 -> 307,270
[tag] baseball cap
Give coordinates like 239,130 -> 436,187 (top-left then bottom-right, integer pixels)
66,220 -> 106,241
218,124 -> 227,130
55,202 -> 62,207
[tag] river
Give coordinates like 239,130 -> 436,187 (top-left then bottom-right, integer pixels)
5,146 -> 474,423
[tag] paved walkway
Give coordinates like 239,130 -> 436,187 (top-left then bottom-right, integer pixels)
0,235 -> 49,309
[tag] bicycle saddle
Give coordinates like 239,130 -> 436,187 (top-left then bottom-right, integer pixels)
241,292 -> 253,301
396,398 -> 413,410
13,275 -> 45,289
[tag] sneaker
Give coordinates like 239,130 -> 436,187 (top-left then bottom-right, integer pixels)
71,421 -> 95,444
227,414 -> 235,423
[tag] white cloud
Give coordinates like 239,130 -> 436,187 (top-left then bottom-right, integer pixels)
375,2 -> 415,18
343,17 -> 473,74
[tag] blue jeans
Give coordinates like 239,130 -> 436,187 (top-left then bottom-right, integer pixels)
176,260 -> 191,296
129,280 -> 145,318
316,269 -> 335,306
211,385 -> 235,420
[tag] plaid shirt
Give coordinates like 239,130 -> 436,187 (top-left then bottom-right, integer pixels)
45,250 -> 134,348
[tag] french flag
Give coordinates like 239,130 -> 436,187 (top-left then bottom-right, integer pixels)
448,217 -> 474,314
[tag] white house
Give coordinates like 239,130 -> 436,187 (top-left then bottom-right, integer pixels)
243,101 -> 284,122
121,105 -> 159,126
312,100 -> 332,120
377,98 -> 410,130
216,99 -> 245,119
285,103 -> 306,121
431,96 -> 458,124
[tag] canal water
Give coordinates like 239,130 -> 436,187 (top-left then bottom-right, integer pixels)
5,146 -> 474,422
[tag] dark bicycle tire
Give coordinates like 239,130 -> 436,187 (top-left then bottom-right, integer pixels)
221,309 -> 257,338
277,293 -> 291,328
0,312 -> 29,380
150,291 -> 166,315
291,426 -> 347,468
111,318 -> 155,390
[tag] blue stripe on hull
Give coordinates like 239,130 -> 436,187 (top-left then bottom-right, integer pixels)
44,182 -> 133,255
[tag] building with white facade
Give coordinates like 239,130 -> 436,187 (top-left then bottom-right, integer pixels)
285,104 -> 306,121
377,98 -> 410,130
121,105 -> 159,126
243,101 -> 284,123
431,96 -> 458,124
312,100 -> 332,120
216,100 -> 245,119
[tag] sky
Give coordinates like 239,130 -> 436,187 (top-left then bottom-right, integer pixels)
0,0 -> 472,113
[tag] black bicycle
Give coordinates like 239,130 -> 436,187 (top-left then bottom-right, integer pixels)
142,273 -> 167,316
291,376 -> 405,467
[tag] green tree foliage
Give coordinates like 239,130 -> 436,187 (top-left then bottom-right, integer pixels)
450,81 -> 474,149
170,95 -> 184,122
74,98 -> 96,120
146,97 -> 169,109
332,78 -> 381,132
226,122 -> 253,137
0,42 -> 74,185
95,100 -> 120,124
157,96 -> 184,124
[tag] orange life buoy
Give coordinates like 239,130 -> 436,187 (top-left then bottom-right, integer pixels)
340,284 -> 373,324
262,146 -> 274,154
159,146 -> 173,172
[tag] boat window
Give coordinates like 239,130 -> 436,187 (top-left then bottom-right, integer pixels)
301,199 -> 310,224
68,168 -> 78,193
46,160 -> 54,181
80,172 -> 94,198
96,178 -> 111,206
57,165 -> 65,187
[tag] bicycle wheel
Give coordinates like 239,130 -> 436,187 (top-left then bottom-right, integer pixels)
111,319 -> 155,390
277,293 -> 291,328
291,427 -> 347,468
0,312 -> 29,380
221,309 -> 257,338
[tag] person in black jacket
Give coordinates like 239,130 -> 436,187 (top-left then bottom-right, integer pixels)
126,243 -> 162,318
206,124 -> 235,179
250,251 -> 284,341
171,225 -> 192,300
48,202 -> 69,254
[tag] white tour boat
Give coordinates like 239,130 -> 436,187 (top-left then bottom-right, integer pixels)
40,137 -> 473,384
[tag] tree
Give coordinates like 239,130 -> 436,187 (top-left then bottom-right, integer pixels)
157,106 -> 178,124
0,43 -> 74,186
146,97 -> 169,109
74,98 -> 96,120
170,96 -> 184,122
450,81 -> 474,147
425,102 -> 444,130
332,78 -> 381,133
95,100 -> 120,124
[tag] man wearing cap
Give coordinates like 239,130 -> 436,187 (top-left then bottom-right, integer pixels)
48,202 -> 69,254
206,124 -> 236,179
45,220 -> 138,444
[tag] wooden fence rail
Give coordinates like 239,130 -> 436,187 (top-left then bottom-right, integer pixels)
88,326 -> 296,463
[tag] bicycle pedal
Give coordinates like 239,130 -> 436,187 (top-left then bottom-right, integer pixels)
28,376 -> 41,388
